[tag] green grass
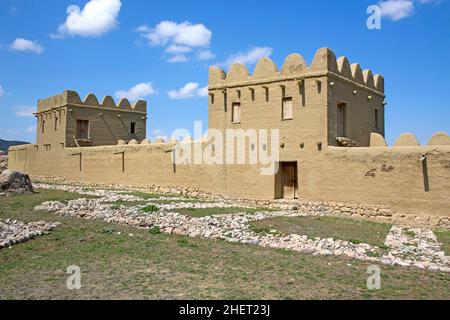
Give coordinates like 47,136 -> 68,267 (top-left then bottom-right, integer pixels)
149,226 -> 161,235
0,190 -> 449,299
436,229 -> 450,256
250,216 -> 392,247
140,205 -> 159,213
174,207 -> 273,218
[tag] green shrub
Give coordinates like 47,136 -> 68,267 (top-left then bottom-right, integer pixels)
141,205 -> 159,213
149,226 -> 161,234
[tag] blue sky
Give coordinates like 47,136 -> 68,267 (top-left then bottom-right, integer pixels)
0,0 -> 449,145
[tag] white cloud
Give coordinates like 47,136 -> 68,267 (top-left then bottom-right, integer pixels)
379,0 -> 414,20
9,38 -> 43,54
197,50 -> 215,60
223,46 -> 273,67
167,54 -> 190,63
26,125 -> 37,134
196,86 -> 208,97
139,21 -> 211,47
168,82 -> 208,100
165,44 -> 192,54
137,20 -> 213,63
115,82 -> 156,101
54,0 -> 121,38
14,106 -> 35,117
0,85 -> 5,97
379,0 -> 440,21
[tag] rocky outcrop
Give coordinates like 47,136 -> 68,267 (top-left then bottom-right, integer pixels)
0,170 -> 34,195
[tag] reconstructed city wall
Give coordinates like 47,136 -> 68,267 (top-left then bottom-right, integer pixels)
7,48 -> 450,219
8,131 -> 450,217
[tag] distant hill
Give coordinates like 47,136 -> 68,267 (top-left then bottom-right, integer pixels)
0,139 -> 29,153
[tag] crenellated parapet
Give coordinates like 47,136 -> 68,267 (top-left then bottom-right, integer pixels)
37,90 -> 147,114
209,47 -> 384,94
370,131 -> 450,147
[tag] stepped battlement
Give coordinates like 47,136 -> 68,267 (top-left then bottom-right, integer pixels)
209,48 -> 384,94
37,90 -> 147,114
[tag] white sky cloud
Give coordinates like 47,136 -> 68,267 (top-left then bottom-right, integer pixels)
223,46 -> 273,67
165,44 -> 192,54
379,0 -> 415,20
196,86 -> 208,97
168,82 -> 208,100
14,106 -> 35,117
54,0 -> 121,38
379,0 -> 440,21
0,85 -> 5,97
137,20 -> 213,63
140,21 -> 212,47
197,50 -> 215,60
9,38 -> 43,54
167,54 -> 189,63
115,82 -> 156,101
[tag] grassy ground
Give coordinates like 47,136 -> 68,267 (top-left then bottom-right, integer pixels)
124,191 -> 199,200
0,189 -> 449,300
173,207 -> 272,218
436,229 -> 450,256
251,216 -> 392,247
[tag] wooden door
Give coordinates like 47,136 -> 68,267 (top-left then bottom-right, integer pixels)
282,162 -> 298,199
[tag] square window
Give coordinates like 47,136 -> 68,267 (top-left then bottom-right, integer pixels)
232,103 -> 241,123
282,97 -> 293,120
131,122 -> 137,134
76,120 -> 89,140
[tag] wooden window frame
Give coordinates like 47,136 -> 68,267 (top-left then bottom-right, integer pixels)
231,102 -> 241,124
282,97 -> 293,121
76,119 -> 90,140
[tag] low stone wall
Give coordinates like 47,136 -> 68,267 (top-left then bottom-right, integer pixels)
30,175 -> 450,230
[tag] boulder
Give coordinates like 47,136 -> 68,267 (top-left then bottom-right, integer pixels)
0,170 -> 34,195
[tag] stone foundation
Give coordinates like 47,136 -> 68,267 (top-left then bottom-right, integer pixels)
31,175 -> 450,230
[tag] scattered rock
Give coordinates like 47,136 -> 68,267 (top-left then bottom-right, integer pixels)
0,219 -> 60,249
32,182 -> 450,273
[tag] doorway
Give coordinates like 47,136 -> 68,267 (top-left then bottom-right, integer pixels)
276,162 -> 298,199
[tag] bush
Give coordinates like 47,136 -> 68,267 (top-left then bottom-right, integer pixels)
141,205 -> 159,213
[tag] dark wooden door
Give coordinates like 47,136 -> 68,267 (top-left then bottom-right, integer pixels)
282,162 -> 298,199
